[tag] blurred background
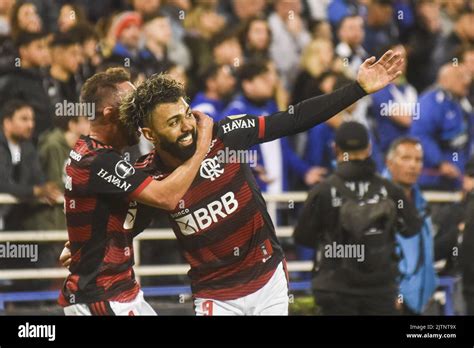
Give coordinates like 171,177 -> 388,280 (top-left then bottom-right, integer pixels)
0,0 -> 473,315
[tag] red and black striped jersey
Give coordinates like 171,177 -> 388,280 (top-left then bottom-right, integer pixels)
135,115 -> 286,301
59,135 -> 153,306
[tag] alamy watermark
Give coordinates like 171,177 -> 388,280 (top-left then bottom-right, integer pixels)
55,100 -> 96,120
215,148 -> 258,167
324,242 -> 365,262
380,100 -> 420,120
0,242 -> 38,262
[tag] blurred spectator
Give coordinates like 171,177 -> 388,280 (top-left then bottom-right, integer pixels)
0,100 -> 61,230
385,137 -> 438,315
292,38 -> 335,104
0,0 -> 14,35
131,0 -> 161,17
165,63 -> 188,91
239,16 -> 271,61
306,0 -> 331,21
143,11 -> 190,70
220,59 -> 312,195
105,11 -> 149,75
226,0 -> 267,30
432,10 -> 474,71
161,0 -> 191,42
10,1 -> 42,38
183,5 -> 225,88
410,64 -> 473,191
294,121 -> 422,315
267,59 -> 290,111
68,23 -> 102,83
210,29 -> 244,67
393,0 -> 416,44
190,64 -> 235,120
405,0 -> 442,92
462,45 -> 474,106
0,31 -> 53,140
269,0 -> 311,91
142,12 -> 173,76
57,3 -> 87,33
308,19 -> 332,41
335,14 -> 368,78
461,159 -> 474,314
363,0 -> 398,56
439,0 -> 470,36
371,44 -> 417,154
23,115 -> 89,230
327,0 -> 366,29
46,31 -> 82,106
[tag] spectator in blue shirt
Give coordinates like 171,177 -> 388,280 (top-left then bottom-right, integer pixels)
371,44 -> 417,154
327,0 -> 366,29
363,0 -> 399,56
410,63 -> 474,190
191,64 -> 236,120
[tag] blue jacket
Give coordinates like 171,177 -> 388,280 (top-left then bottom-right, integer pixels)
384,171 -> 438,313
371,83 -> 414,153
191,92 -> 226,120
410,88 -> 474,190
220,94 -> 309,191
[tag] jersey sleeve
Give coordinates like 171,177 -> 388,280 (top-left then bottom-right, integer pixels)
88,150 -> 153,198
216,114 -> 265,150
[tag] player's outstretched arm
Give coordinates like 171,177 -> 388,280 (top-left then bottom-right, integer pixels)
133,112 -> 213,210
257,50 -> 403,143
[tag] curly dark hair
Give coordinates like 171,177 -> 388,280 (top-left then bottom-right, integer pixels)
119,74 -> 186,132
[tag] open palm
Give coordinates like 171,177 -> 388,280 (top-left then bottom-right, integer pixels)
357,50 -> 404,94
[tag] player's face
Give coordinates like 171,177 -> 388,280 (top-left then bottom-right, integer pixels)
147,98 -> 198,161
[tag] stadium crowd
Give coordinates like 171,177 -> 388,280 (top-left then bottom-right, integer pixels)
0,0 -> 473,315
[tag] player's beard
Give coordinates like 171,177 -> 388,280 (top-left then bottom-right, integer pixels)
160,129 -> 197,161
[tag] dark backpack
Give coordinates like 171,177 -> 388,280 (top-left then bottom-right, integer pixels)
328,174 -> 399,286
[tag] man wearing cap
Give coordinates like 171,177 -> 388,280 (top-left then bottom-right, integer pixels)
294,121 -> 423,315
105,11 -> 151,75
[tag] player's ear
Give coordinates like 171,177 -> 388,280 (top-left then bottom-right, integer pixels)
102,106 -> 115,120
141,127 -> 156,143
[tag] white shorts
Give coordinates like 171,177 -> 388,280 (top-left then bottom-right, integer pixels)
63,290 -> 157,316
194,262 -> 289,315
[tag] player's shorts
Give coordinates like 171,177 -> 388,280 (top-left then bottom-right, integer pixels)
63,290 -> 157,316
194,261 -> 289,315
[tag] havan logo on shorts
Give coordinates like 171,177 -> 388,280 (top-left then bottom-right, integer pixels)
173,192 -> 238,235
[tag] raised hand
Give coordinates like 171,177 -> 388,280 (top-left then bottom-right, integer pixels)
357,50 -> 404,94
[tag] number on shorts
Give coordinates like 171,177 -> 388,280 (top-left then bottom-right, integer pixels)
202,300 -> 213,316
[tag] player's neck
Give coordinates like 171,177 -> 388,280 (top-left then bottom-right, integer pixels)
89,124 -> 127,151
156,149 -> 184,170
